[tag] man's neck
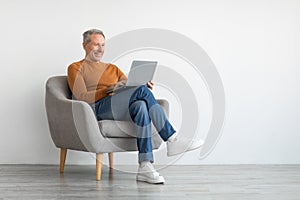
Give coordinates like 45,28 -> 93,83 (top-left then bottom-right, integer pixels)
84,57 -> 101,63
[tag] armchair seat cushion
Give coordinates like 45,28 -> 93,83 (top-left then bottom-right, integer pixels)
98,120 -> 156,138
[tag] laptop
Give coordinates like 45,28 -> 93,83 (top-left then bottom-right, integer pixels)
106,60 -> 158,94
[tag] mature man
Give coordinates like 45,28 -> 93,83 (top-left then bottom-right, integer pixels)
67,29 -> 203,184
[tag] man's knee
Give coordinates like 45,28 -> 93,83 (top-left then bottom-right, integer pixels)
136,85 -> 150,94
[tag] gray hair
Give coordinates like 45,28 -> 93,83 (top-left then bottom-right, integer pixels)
82,29 -> 105,44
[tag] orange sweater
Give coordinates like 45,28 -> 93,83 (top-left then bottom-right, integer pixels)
67,59 -> 127,104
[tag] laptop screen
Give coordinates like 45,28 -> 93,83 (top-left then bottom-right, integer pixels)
126,60 -> 158,86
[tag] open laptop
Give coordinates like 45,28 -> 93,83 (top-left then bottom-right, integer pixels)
106,60 -> 158,94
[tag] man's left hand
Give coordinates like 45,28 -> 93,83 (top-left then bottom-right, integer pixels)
147,81 -> 154,90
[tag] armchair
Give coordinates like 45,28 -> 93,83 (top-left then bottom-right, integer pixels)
45,76 -> 169,181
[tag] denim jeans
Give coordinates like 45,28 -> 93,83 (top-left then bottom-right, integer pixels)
91,85 -> 176,163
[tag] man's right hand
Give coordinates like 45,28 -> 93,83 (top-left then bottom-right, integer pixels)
115,80 -> 126,88
106,80 -> 127,94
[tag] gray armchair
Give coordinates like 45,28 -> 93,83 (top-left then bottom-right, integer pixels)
45,76 -> 168,181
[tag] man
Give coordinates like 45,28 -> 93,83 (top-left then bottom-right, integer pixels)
68,29 -> 203,184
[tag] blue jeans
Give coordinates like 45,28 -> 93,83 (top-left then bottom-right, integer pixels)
91,85 -> 176,163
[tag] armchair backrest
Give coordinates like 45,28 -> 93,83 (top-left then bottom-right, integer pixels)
46,76 -> 72,100
45,75 -> 88,151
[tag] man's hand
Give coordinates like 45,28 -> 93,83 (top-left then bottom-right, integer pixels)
147,80 -> 154,90
106,80 -> 127,96
117,79 -> 127,87
107,80 -> 126,91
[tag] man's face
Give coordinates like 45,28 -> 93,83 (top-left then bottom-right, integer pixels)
83,34 -> 105,62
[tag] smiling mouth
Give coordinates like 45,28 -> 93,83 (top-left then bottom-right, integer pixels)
94,52 -> 102,57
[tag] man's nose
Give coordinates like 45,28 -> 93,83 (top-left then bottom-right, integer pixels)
97,46 -> 104,52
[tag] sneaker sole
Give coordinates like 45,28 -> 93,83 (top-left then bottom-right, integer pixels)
136,175 -> 165,184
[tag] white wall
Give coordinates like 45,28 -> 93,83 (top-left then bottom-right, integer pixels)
0,0 -> 299,165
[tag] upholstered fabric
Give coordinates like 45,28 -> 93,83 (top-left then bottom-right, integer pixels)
45,76 -> 168,154
98,120 -> 158,138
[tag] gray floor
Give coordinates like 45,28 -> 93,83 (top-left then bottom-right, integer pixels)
0,165 -> 300,200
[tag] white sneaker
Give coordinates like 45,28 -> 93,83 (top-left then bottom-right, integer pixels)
136,162 -> 165,184
167,136 -> 204,157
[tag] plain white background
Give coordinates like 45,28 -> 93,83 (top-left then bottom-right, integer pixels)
0,0 -> 299,165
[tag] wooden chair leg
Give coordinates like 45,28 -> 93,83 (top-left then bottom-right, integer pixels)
96,153 -> 104,181
108,153 -> 114,169
60,148 -> 67,173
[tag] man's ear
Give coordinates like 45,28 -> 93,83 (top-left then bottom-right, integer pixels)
82,42 -> 86,50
